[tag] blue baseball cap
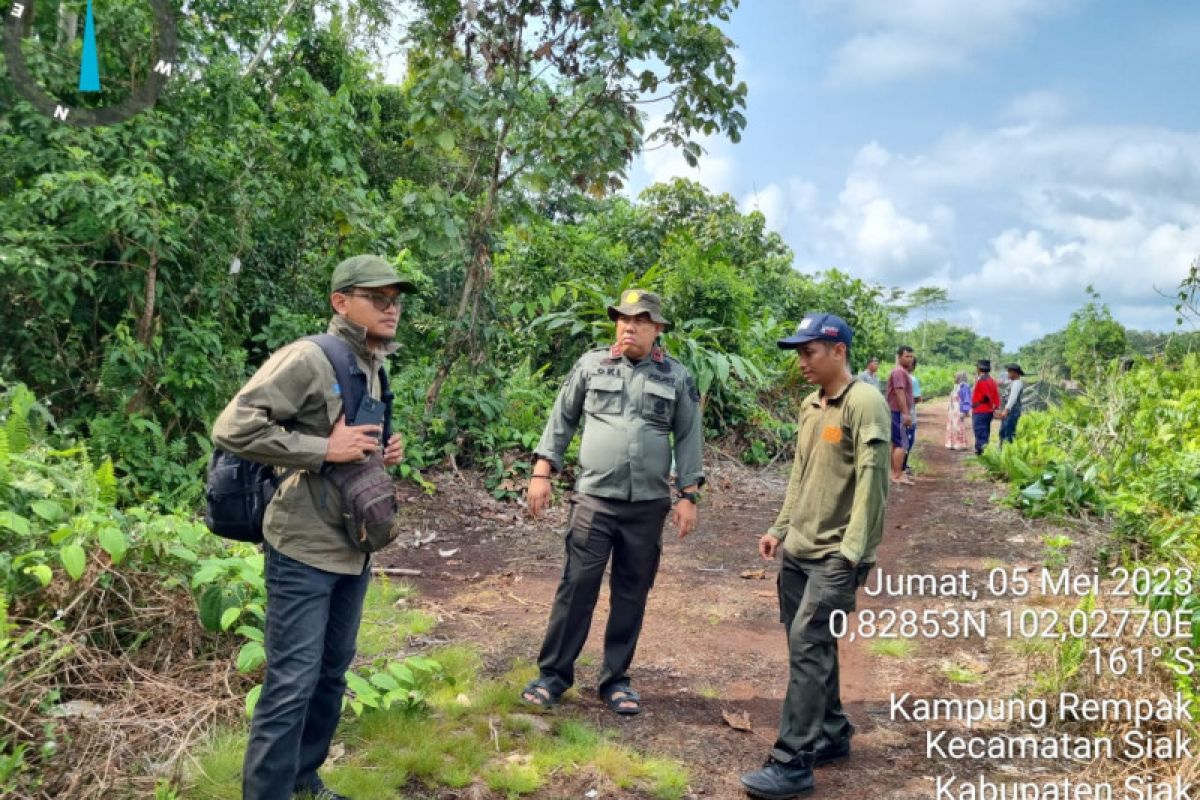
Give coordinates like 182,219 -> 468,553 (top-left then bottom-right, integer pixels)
777,313 -> 853,349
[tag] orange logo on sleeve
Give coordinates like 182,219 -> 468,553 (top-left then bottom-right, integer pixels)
821,426 -> 843,444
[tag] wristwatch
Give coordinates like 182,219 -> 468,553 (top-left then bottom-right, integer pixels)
677,490 -> 700,504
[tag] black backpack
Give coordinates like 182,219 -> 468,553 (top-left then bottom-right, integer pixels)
203,334 -> 394,543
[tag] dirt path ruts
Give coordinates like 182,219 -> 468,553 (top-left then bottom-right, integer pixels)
381,399 -> 1079,799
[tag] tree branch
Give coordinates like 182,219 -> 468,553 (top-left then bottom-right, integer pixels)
242,0 -> 303,80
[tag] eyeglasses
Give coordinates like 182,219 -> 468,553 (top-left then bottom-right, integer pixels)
346,291 -> 403,312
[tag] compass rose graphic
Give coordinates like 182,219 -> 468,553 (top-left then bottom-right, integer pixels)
2,0 -> 178,127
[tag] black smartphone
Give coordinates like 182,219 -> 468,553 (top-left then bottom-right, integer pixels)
353,395 -> 387,439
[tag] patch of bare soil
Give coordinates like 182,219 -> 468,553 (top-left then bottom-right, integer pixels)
377,401 -> 1100,799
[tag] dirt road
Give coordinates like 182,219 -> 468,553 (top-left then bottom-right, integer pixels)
382,400 -> 1081,799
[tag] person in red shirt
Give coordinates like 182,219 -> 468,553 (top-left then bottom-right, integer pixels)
971,359 -> 1001,455
885,346 -> 915,484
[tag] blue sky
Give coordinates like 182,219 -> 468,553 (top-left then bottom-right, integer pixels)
627,0 -> 1200,349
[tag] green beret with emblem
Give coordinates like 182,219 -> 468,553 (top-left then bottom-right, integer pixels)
606,288 -> 670,327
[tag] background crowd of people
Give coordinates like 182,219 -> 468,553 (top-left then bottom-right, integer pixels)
858,352 -> 1029,468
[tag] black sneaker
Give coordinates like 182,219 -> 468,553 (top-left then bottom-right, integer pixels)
740,757 -> 815,799
293,780 -> 351,800
813,737 -> 851,766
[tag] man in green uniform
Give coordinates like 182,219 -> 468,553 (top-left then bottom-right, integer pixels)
520,289 -> 704,715
741,313 -> 891,799
213,256 -> 414,800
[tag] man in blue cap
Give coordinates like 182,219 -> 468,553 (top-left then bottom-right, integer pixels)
741,313 -> 891,799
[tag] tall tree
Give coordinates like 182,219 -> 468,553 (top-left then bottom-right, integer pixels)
1063,288 -> 1128,380
400,0 -> 748,416
904,285 -> 951,355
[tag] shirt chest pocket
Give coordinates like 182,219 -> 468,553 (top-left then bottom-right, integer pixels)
585,375 -> 625,416
642,380 -> 676,425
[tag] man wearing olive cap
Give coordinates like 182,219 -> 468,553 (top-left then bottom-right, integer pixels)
521,289 -> 704,715
214,255 -> 416,800
741,313 -> 890,799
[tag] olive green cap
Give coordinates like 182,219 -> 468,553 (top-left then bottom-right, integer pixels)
606,288 -> 669,326
330,255 -> 417,293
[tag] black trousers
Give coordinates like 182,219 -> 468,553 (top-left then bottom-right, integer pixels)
242,544 -> 370,800
535,493 -> 672,697
771,552 -> 868,765
972,411 -> 994,454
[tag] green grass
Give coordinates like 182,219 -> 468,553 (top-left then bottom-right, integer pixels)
868,639 -> 916,658
942,663 -> 983,684
182,588 -> 689,800
181,731 -> 246,800
696,685 -> 720,700
357,579 -> 435,659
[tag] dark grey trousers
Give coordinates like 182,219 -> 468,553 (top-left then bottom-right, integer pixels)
242,544 -> 370,800
771,552 -> 869,765
535,493 -> 672,697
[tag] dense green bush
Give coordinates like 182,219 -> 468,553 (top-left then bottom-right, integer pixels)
979,357 -> 1200,658
0,379 -> 445,795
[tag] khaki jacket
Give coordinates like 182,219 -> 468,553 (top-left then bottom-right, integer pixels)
534,344 -> 705,501
212,315 -> 398,574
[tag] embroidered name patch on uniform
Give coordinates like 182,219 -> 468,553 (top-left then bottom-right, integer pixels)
821,426 -> 843,444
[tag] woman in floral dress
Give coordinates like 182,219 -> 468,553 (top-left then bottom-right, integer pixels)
945,371 -> 970,450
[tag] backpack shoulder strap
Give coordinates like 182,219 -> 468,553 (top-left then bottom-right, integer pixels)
303,334 -> 366,424
378,365 -> 393,445
302,334 -> 392,443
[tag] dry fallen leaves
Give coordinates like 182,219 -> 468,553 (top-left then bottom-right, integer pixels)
722,709 -> 753,732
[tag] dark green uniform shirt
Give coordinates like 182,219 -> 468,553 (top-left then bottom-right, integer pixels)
769,378 -> 891,564
212,315 -> 398,575
535,345 -> 704,501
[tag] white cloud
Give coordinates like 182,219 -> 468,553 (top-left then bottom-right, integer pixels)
815,0 -> 1076,87
1004,90 -> 1070,123
741,179 -> 818,237
829,32 -> 963,86
828,176 -> 943,280
638,146 -> 737,195
736,117 -> 1200,346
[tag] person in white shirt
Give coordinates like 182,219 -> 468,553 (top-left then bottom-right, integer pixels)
997,363 -> 1026,445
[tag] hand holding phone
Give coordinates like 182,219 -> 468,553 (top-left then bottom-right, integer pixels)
353,395 -> 387,441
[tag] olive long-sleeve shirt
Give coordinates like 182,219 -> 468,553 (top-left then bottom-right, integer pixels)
534,345 -> 704,501
769,378 -> 891,564
212,315 -> 397,575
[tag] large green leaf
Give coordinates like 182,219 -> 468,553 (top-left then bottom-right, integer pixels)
236,642 -> 266,673
23,564 -> 53,587
0,512 -> 31,537
31,501 -> 65,523
97,526 -> 128,565
235,625 -> 264,642
198,586 -> 225,633
344,671 -> 377,703
245,685 -> 262,718
60,544 -> 87,580
220,606 -> 242,631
